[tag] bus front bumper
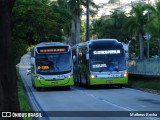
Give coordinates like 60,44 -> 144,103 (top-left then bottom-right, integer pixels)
89,77 -> 128,85
33,76 -> 74,87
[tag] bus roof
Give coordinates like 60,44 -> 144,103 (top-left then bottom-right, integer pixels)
35,42 -> 69,47
75,39 -> 122,48
89,39 -> 123,49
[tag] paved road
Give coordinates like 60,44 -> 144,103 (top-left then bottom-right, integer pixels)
19,54 -> 160,120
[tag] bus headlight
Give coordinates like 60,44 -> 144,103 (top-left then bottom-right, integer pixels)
68,75 -> 71,78
66,74 -> 72,78
36,76 -> 44,80
123,72 -> 128,77
90,74 -> 96,79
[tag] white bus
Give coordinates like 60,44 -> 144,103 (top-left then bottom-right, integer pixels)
28,42 -> 74,90
72,39 -> 128,88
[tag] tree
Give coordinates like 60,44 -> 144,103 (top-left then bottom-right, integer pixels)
90,18 -> 107,38
68,0 -> 82,46
86,0 -> 90,41
12,0 -> 59,45
145,1 -> 160,57
110,10 -> 128,42
0,0 -> 21,118
68,0 -> 97,46
125,3 -> 148,59
108,0 -> 120,4
51,0 -> 72,44
91,10 -> 128,42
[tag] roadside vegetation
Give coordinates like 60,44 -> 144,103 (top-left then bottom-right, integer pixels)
17,70 -> 32,120
129,75 -> 160,93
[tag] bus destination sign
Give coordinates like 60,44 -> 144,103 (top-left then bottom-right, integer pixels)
37,46 -> 68,53
39,48 -> 65,53
93,50 -> 121,55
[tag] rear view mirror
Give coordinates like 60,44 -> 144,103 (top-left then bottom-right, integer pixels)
73,55 -> 76,63
86,53 -> 89,60
27,68 -> 31,75
31,57 -> 35,64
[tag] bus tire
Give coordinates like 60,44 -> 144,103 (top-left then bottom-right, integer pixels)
32,83 -> 36,89
86,76 -> 91,89
35,87 -> 41,91
118,85 -> 122,88
64,86 -> 70,90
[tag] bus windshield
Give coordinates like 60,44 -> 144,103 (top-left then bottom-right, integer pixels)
90,50 -> 126,72
35,51 -> 72,75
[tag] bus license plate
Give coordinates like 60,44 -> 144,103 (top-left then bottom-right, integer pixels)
52,82 -> 58,84
107,80 -> 112,83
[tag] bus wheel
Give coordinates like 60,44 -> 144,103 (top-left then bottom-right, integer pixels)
118,85 -> 122,88
86,79 -> 91,89
35,87 -> 41,91
74,75 -> 79,85
86,84 -> 91,89
32,83 -> 36,89
64,86 -> 70,90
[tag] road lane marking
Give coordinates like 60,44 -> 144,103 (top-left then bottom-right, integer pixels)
72,87 -> 160,120
20,54 -> 160,120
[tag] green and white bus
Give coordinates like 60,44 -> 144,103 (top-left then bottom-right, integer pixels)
72,39 -> 128,88
29,42 -> 74,90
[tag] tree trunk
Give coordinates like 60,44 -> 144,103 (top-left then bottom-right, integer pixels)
139,33 -> 144,59
76,15 -> 81,44
86,0 -> 90,41
0,0 -> 21,119
70,20 -> 76,46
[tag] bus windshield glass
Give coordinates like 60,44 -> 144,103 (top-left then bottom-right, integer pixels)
89,50 -> 126,72
35,51 -> 72,75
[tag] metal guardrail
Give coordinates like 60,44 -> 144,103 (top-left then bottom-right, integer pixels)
127,58 -> 160,76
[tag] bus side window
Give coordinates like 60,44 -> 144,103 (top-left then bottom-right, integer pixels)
78,48 -> 82,65
72,49 -> 76,64
82,48 -> 87,64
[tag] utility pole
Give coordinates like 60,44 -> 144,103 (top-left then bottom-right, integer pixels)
86,0 -> 90,41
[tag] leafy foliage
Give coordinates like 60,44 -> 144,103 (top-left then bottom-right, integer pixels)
91,10 -> 128,42
12,0 -> 59,44
12,0 -> 73,63
108,0 -> 120,4
91,2 -> 160,59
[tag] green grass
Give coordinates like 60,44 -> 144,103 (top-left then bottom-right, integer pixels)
17,71 -> 32,120
128,75 -> 160,91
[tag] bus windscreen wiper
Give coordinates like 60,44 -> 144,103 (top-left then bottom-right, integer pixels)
114,67 -> 120,72
99,67 -> 106,73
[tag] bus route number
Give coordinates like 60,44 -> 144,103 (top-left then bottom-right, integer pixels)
38,66 -> 49,70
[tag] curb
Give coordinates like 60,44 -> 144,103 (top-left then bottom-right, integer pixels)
125,84 -> 160,95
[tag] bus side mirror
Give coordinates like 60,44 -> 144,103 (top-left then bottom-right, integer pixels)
125,50 -> 129,59
31,57 -> 35,64
86,53 -> 89,60
27,68 -> 31,75
73,55 -> 76,63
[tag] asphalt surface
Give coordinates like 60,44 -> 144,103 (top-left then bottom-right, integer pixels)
19,53 -> 160,120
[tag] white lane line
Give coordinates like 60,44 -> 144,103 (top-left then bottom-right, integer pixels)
73,88 -> 159,120
101,99 -> 133,111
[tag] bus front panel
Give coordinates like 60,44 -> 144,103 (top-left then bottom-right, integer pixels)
33,75 -> 74,87
33,49 -> 74,88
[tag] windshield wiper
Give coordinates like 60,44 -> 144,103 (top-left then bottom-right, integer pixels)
114,67 -> 120,72
99,67 -> 106,73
